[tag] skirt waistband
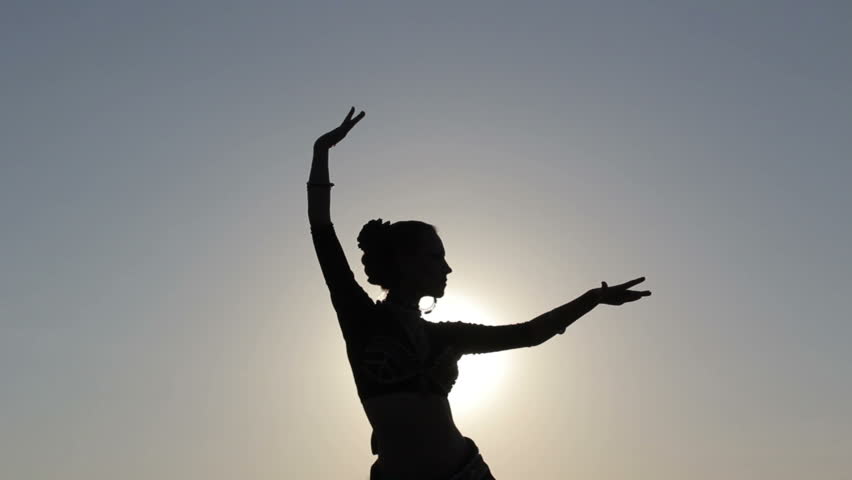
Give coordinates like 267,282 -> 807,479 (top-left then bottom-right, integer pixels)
370,437 -> 494,480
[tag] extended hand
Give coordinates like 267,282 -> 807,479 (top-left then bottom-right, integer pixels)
592,277 -> 651,306
315,107 -> 366,151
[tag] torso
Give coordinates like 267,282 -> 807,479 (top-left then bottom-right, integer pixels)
345,302 -> 463,400
337,301 -> 471,477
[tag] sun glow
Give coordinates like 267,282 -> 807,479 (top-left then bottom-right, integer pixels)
423,293 -> 509,418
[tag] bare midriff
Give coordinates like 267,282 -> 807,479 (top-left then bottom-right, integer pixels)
363,393 -> 472,479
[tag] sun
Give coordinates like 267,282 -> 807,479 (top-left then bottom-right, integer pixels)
422,293 -> 510,418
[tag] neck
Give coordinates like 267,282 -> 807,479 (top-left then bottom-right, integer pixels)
385,289 -> 421,311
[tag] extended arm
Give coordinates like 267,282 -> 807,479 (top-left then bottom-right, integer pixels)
436,290 -> 599,355
438,278 -> 651,355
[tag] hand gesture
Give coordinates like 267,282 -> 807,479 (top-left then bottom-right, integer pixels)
592,277 -> 651,306
314,107 -> 366,151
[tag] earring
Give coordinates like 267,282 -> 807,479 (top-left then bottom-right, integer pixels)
420,296 -> 437,314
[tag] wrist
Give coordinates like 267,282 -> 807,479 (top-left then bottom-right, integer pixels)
584,288 -> 602,307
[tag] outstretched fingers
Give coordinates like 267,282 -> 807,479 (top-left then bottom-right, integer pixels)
609,290 -> 650,305
615,276 -> 646,290
341,107 -> 366,132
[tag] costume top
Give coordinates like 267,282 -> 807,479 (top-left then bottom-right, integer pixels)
311,223 -> 560,401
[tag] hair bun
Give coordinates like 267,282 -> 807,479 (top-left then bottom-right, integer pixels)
357,218 -> 391,252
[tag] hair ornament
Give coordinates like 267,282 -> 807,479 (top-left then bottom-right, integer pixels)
358,218 -> 392,252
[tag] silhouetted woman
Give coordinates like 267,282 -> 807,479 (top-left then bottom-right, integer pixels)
308,108 -> 651,479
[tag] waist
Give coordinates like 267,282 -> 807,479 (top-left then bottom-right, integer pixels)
364,393 -> 469,475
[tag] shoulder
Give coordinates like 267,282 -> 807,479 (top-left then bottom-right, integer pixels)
424,320 -> 473,338
336,296 -> 380,333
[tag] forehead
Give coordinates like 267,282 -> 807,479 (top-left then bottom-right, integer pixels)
419,232 -> 445,254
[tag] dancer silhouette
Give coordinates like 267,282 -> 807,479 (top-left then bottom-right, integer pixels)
308,107 -> 651,479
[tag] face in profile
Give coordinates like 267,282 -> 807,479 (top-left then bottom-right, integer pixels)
397,231 -> 453,299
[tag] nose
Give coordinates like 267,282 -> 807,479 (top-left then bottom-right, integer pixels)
445,261 -> 452,274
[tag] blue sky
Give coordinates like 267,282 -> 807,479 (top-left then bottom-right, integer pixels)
2,1 -> 850,478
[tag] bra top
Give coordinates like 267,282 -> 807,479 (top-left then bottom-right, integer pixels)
346,302 -> 463,399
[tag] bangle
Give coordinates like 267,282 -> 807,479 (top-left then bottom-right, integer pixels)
306,182 -> 335,188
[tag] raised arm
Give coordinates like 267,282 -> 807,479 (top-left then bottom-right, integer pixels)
308,108 -> 372,322
308,107 -> 365,226
433,277 -> 651,355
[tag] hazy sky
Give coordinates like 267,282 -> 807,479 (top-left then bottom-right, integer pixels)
2,1 -> 850,479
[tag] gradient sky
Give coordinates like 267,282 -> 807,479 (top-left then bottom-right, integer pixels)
2,1 -> 850,479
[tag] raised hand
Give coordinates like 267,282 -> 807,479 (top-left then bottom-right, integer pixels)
592,277 -> 651,306
314,107 -> 366,151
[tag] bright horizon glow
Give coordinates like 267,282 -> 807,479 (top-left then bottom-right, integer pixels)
424,293 -> 510,419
